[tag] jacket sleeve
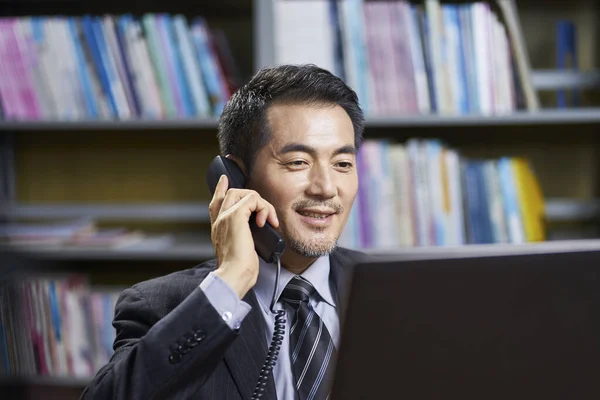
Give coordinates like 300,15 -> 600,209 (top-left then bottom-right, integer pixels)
80,284 -> 238,400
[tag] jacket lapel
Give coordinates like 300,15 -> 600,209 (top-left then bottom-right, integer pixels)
224,290 -> 277,400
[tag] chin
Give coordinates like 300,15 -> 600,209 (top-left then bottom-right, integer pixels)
287,231 -> 339,258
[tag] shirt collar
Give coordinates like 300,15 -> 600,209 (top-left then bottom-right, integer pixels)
254,255 -> 336,314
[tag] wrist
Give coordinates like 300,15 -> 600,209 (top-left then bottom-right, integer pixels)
214,262 -> 257,299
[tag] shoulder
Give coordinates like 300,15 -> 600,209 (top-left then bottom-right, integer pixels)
330,246 -> 368,266
124,258 -> 219,316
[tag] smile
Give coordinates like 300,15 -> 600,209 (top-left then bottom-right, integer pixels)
297,211 -> 332,219
296,209 -> 336,227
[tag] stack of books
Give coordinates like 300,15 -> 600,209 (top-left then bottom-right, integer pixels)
0,274 -> 121,378
338,138 -> 546,249
0,14 -> 239,121
0,218 -> 173,250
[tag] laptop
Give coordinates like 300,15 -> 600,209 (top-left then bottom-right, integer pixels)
331,241 -> 600,400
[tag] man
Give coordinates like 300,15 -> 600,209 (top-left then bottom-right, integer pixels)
81,64 -> 367,400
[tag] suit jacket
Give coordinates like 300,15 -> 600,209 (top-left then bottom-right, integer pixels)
80,247 -> 365,400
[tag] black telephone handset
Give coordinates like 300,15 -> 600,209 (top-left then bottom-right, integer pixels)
206,156 -> 286,400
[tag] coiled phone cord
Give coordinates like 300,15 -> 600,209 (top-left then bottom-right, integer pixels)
251,255 -> 286,400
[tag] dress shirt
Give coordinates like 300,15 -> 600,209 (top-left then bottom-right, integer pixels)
200,256 -> 340,400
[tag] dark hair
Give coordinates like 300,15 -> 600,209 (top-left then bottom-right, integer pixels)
217,64 -> 365,175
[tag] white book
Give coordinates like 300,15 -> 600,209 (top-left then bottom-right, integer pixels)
407,139 -> 430,246
444,149 -> 466,245
129,20 -> 164,118
443,6 -> 463,114
496,0 -> 540,111
101,17 -> 132,119
274,0 -> 336,74
104,16 -> 137,117
497,19 -> 515,113
389,144 -> 415,247
118,18 -> 152,118
485,161 -> 509,243
472,3 -> 493,115
42,19 -> 71,119
56,19 -> 88,119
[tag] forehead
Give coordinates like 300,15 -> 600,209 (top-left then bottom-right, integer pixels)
265,103 -> 355,151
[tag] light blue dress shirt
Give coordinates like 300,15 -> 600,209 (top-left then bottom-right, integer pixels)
200,256 -> 340,400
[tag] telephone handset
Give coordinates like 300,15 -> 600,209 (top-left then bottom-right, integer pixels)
206,155 -> 286,400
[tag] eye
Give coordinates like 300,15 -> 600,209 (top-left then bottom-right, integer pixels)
335,161 -> 354,170
286,160 -> 309,169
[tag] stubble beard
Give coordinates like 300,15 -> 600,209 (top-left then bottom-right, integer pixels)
288,228 -> 339,258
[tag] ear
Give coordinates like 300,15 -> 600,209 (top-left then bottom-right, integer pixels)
225,154 -> 248,176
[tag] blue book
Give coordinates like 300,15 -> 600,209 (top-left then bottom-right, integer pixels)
115,15 -> 142,117
498,157 -> 525,244
453,6 -> 470,114
474,161 -> 494,244
556,20 -> 578,108
68,17 -> 99,119
190,18 -> 228,115
463,161 -> 481,244
164,14 -> 195,117
81,16 -> 118,117
48,281 -> 62,342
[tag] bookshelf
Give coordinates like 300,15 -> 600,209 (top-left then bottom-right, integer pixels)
1,0 -> 600,396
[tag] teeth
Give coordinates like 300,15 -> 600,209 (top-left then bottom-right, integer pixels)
298,211 -> 329,219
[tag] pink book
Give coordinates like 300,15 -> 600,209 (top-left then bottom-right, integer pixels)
0,20 -> 18,119
3,19 -> 41,119
363,2 -> 384,115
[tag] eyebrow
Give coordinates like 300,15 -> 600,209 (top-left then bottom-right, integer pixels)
279,143 -> 357,157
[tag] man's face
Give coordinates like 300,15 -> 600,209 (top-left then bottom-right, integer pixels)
248,103 -> 358,258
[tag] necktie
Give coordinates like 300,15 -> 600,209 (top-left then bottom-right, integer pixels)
280,276 -> 337,400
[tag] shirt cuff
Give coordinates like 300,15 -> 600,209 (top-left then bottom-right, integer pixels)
199,271 -> 252,331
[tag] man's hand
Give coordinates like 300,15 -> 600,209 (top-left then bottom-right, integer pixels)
208,175 -> 280,299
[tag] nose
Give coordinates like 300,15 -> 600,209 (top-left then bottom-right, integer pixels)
306,162 -> 337,199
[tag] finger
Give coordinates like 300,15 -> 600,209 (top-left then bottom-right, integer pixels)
227,192 -> 272,226
219,188 -> 253,214
208,175 -> 228,224
267,203 -> 279,228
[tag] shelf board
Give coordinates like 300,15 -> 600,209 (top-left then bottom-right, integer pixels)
532,69 -> 600,90
1,198 -> 593,223
13,240 -> 215,261
2,109 -> 600,131
365,108 -> 600,127
0,202 -> 210,222
544,198 -> 600,222
0,118 -> 220,131
9,235 -> 600,262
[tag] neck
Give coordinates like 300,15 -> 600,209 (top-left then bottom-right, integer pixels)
280,250 -> 318,275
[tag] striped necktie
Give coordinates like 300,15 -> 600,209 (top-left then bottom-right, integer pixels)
280,276 -> 337,400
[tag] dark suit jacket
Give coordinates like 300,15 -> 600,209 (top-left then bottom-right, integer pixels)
80,247 -> 365,400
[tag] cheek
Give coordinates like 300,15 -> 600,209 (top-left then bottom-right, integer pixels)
257,174 -> 307,212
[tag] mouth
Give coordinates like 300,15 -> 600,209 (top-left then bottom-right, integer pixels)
296,209 -> 337,227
